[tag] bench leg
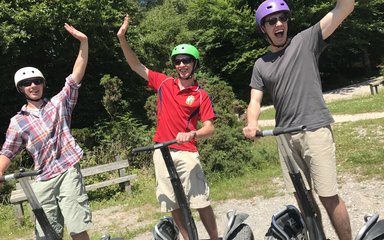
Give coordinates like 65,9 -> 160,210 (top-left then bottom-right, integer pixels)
375,85 -> 379,94
13,203 -> 25,226
121,181 -> 132,193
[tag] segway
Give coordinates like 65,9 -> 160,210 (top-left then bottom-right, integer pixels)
133,140 -> 198,240
257,126 -> 384,240
355,214 -> 384,240
256,125 -> 325,240
1,168 -> 125,240
0,168 -> 61,240
132,140 -> 254,240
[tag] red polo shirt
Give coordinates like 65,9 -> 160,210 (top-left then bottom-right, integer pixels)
148,70 -> 215,152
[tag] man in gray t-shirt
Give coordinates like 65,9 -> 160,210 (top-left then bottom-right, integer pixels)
243,0 -> 354,239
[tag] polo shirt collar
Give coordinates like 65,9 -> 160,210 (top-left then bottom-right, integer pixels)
175,78 -> 200,91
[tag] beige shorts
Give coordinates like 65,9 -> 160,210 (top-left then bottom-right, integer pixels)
278,126 -> 338,197
153,149 -> 211,212
32,163 -> 92,239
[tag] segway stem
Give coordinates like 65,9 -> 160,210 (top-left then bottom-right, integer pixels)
132,140 -> 198,240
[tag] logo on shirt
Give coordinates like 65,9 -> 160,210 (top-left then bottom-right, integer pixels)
186,95 -> 195,106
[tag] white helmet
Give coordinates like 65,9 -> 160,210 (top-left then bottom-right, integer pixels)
14,67 -> 45,92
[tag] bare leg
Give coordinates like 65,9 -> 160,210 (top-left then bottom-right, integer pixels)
71,231 -> 90,240
319,195 -> 352,240
294,191 -> 324,229
172,208 -> 189,240
197,206 -> 219,240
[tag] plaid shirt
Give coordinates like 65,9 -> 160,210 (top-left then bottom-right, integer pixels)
0,75 -> 83,181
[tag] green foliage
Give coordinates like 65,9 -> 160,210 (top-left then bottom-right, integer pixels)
100,74 -> 129,118
144,94 -> 158,125
80,113 -> 154,169
187,0 -> 257,77
129,0 -> 193,71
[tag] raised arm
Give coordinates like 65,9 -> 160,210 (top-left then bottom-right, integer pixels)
64,23 -> 88,84
320,0 -> 355,40
243,88 -> 264,139
117,15 -> 149,81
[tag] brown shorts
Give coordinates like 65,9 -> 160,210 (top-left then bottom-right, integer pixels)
278,126 -> 338,197
153,149 -> 211,212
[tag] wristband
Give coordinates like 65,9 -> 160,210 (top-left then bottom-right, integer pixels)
191,131 -> 197,139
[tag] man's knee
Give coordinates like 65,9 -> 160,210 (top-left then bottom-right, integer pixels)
319,194 -> 343,210
71,231 -> 90,240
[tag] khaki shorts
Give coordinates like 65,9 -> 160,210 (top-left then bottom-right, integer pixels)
32,163 -> 92,239
278,126 -> 338,197
153,149 -> 211,212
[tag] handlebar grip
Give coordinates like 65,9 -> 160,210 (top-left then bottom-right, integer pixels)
132,139 -> 178,154
256,125 -> 306,137
0,169 -> 42,182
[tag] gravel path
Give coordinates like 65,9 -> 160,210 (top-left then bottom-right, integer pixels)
94,173 -> 384,240
92,79 -> 384,240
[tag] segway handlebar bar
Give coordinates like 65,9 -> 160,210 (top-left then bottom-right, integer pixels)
0,168 -> 43,182
132,139 -> 178,154
256,125 -> 306,137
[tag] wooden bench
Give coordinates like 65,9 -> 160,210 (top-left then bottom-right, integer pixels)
368,76 -> 384,95
10,156 -> 137,225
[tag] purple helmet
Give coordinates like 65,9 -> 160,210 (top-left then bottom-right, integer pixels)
256,0 -> 290,26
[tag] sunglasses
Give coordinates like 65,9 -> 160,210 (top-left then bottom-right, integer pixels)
264,14 -> 289,26
19,78 -> 44,87
173,57 -> 194,65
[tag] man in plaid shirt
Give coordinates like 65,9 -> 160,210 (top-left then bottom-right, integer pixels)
0,23 -> 91,240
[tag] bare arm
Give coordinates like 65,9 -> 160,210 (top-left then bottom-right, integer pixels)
243,88 -> 263,139
176,119 -> 215,143
320,0 -> 355,40
64,23 -> 88,84
0,155 -> 11,176
117,15 -> 149,80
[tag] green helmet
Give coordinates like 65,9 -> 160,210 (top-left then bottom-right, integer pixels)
171,44 -> 200,61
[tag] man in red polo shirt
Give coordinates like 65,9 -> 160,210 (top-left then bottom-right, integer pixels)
117,15 -> 218,240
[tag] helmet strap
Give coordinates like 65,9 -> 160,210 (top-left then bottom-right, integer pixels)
21,87 -> 45,102
177,61 -> 198,80
265,31 -> 288,49
260,26 -> 288,49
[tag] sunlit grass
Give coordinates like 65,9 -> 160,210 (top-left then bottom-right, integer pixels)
334,118 -> 384,179
260,91 -> 384,120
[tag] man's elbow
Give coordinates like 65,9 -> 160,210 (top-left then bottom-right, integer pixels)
347,1 -> 355,15
207,125 -> 215,138
341,0 -> 355,16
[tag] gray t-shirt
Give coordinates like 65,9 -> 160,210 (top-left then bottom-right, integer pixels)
250,23 -> 334,130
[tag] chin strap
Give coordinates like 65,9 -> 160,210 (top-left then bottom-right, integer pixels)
260,26 -> 288,49
21,87 -> 45,102
265,33 -> 287,48
178,61 -> 198,80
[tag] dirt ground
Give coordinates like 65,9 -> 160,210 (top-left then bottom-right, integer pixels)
92,172 -> 384,240
91,79 -> 384,240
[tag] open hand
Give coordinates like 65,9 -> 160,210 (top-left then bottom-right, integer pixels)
64,23 -> 88,42
117,15 -> 129,38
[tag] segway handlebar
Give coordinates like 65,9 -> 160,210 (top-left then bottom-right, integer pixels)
132,139 -> 178,154
256,125 -> 306,137
0,168 -> 43,182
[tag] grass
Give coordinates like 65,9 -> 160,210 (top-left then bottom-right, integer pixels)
334,118 -> 384,178
1,91 -> 383,239
260,90 -> 384,120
